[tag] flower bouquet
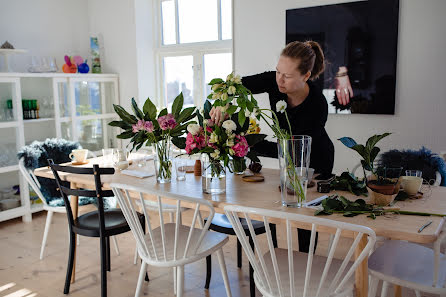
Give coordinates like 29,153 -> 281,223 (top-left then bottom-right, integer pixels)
109,93 -> 196,183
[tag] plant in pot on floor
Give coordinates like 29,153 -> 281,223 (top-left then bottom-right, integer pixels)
338,133 -> 402,206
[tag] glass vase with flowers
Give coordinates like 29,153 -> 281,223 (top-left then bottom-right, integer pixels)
109,93 -> 196,183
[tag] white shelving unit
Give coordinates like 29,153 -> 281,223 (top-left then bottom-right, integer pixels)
0,72 -> 120,223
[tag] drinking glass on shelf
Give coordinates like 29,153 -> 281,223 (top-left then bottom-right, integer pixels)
113,149 -> 129,171
405,170 -> 422,177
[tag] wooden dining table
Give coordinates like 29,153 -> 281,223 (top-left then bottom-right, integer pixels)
35,157 -> 446,297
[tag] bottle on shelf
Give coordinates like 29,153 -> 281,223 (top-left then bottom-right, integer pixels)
6,99 -> 13,121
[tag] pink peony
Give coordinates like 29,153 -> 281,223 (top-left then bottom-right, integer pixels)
143,121 -> 154,133
185,131 -> 206,154
232,135 -> 249,157
132,119 -> 145,133
158,113 -> 177,130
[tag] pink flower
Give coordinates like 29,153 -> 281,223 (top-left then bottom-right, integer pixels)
158,113 -> 177,130
232,135 -> 249,157
132,119 -> 145,133
185,131 -> 206,154
143,121 -> 154,133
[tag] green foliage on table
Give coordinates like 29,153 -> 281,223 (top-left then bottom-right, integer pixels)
314,195 -> 446,219
330,171 -> 367,196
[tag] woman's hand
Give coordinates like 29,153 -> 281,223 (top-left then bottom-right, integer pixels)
209,106 -> 228,126
335,67 -> 354,105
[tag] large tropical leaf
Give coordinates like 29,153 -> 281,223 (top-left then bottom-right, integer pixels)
365,133 -> 391,154
142,97 -> 157,121
171,136 -> 186,149
176,106 -> 196,124
338,137 -> 357,148
238,111 -> 246,127
203,100 -> 212,119
113,104 -> 137,124
158,108 -> 168,118
131,98 -> 144,120
108,120 -> 132,130
244,134 -> 267,146
171,92 -> 184,118
117,130 -> 134,139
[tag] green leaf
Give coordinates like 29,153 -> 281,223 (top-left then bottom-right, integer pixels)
113,104 -> 138,124
142,97 -> 157,121
343,212 -> 358,217
108,120 -> 132,130
365,133 -> 391,154
369,146 -> 381,164
171,92 -> 184,118
246,150 -> 260,162
197,110 -> 203,127
244,134 -> 267,146
209,78 -> 224,85
203,100 -> 212,119
171,136 -> 186,149
131,98 -> 144,120
238,110 -> 246,127
117,130 -> 134,139
158,108 -> 168,118
314,209 -> 331,216
226,105 -> 238,115
176,106 -> 196,124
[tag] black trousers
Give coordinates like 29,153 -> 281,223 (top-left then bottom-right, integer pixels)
298,229 -> 318,253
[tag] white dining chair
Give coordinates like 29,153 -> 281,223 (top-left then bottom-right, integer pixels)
19,157 -> 120,259
368,220 -> 446,297
224,204 -> 376,297
111,182 -> 232,297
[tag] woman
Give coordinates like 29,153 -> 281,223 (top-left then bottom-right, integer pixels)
213,40 -> 335,178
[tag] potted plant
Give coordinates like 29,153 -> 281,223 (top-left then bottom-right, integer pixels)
338,133 -> 402,205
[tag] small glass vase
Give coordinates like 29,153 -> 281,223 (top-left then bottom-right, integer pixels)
230,157 -> 247,175
278,136 -> 312,207
201,154 -> 226,194
153,138 -> 172,183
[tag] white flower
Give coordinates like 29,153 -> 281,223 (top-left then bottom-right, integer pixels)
221,92 -> 228,101
187,124 -> 200,136
244,109 -> 251,118
226,73 -> 234,81
222,120 -> 236,132
232,75 -> 241,84
251,107 -> 259,117
209,132 -> 219,143
210,149 -> 220,159
227,85 -> 236,95
226,138 -> 234,147
212,92 -> 220,100
276,100 -> 287,113
220,104 -> 229,113
229,148 -> 235,156
211,83 -> 221,91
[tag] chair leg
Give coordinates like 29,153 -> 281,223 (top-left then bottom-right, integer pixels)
176,265 -> 184,297
173,267 -> 177,295
368,275 -> 379,297
249,236 -> 255,297
112,236 -> 120,255
381,281 -> 389,297
135,261 -> 147,297
216,249 -> 232,297
100,236 -> 108,297
270,223 -> 278,248
237,238 -> 242,268
64,231 -> 76,294
40,210 -> 53,260
105,237 -> 111,272
169,212 -> 174,223
134,246 -> 138,265
205,255 -> 212,289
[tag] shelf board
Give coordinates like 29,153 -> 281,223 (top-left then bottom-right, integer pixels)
30,203 -> 44,213
0,165 -> 19,173
0,121 -> 18,128
23,118 -> 55,124
0,206 -> 25,223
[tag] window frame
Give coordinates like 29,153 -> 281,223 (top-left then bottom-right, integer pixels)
155,0 -> 233,109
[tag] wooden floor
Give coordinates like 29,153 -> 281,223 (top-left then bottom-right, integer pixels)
0,207 -> 426,297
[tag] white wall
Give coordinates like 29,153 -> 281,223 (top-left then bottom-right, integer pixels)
0,0 -> 90,72
234,0 -> 446,174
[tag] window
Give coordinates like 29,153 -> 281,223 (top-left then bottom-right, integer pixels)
157,0 -> 232,109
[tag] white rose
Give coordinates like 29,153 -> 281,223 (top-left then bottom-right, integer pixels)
212,92 -> 220,100
187,124 -> 200,136
227,85 -> 236,95
221,92 -> 228,101
276,100 -> 287,113
222,120 -> 237,132
210,149 -> 220,159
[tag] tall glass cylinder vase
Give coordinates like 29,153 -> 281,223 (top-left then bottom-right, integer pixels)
153,137 -> 172,183
201,154 -> 226,194
278,136 -> 312,207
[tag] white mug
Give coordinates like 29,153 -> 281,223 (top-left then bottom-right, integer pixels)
69,149 -> 88,163
401,176 -> 423,196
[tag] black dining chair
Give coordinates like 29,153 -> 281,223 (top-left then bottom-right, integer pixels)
48,159 -> 145,297
205,213 -> 277,297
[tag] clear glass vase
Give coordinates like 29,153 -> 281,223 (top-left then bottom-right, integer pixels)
201,154 -> 226,194
153,138 -> 172,183
278,136 -> 312,207
229,157 -> 247,175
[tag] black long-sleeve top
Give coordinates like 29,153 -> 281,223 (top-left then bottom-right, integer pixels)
243,71 -> 335,176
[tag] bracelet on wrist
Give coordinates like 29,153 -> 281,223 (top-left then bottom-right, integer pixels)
335,72 -> 348,77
